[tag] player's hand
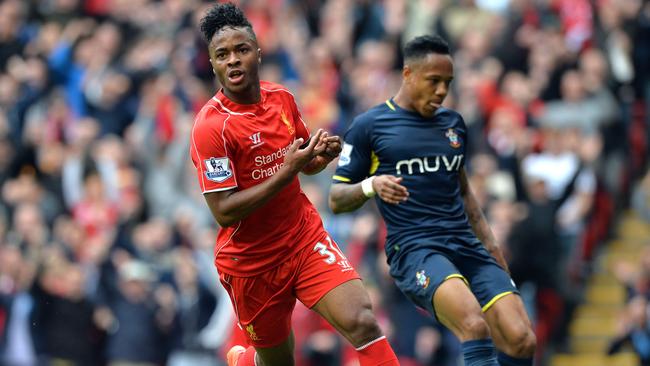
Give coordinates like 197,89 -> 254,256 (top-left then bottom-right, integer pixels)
284,129 -> 327,174
373,175 -> 409,204
319,135 -> 342,161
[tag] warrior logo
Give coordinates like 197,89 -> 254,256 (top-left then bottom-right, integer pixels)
249,132 -> 263,148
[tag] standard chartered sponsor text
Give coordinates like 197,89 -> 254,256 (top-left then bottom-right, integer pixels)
252,143 -> 291,180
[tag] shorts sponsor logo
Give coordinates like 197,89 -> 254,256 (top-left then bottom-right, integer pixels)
204,157 -> 233,182
246,324 -> 260,341
338,143 -> 353,166
416,270 -> 430,289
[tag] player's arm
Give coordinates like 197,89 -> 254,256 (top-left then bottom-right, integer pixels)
329,175 -> 409,213
302,135 -> 342,175
459,167 -> 510,272
205,130 -> 326,227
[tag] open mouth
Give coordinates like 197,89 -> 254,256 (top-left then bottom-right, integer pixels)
228,70 -> 245,85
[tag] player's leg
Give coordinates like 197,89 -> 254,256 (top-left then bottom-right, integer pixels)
484,294 -> 536,366
432,277 -> 500,366
219,261 -> 300,366
456,245 -> 536,366
228,333 -> 295,366
311,279 -> 399,365
391,250 -> 499,366
296,235 -> 399,366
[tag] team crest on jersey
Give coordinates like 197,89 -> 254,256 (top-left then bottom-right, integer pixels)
445,128 -> 461,148
416,270 -> 430,289
204,157 -> 233,182
245,324 -> 260,341
281,110 -> 295,135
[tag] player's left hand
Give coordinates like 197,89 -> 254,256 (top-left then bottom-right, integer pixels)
319,135 -> 342,161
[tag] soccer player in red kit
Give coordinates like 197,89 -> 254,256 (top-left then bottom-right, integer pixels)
190,3 -> 400,366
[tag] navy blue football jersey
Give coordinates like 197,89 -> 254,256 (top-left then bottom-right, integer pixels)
333,99 -> 479,258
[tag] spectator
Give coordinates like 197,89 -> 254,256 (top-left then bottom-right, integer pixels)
0,0 -> 646,364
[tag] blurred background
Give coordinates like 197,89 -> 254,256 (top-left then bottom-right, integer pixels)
0,0 -> 648,365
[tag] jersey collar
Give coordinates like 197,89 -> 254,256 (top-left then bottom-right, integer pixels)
215,88 -> 268,115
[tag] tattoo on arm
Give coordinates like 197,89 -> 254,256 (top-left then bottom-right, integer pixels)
329,182 -> 370,214
460,169 -> 498,253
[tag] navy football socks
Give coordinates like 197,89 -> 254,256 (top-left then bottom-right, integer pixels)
497,351 -> 534,366
461,339 -> 499,366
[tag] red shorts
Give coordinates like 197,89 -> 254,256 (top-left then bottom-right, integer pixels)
219,233 -> 360,348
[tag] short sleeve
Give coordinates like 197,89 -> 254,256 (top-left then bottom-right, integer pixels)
190,116 -> 238,193
288,92 -> 310,141
332,115 -> 373,184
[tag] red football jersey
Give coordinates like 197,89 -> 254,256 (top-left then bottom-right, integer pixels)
190,81 -> 326,276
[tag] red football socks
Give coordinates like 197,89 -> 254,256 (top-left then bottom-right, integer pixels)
356,336 -> 400,365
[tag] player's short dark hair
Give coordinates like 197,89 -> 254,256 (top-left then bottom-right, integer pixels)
200,2 -> 255,44
403,35 -> 450,61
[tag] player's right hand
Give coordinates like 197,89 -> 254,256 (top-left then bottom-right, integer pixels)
284,129 -> 327,174
373,175 -> 409,204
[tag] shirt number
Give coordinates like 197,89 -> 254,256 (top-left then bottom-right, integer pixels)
313,236 -> 347,265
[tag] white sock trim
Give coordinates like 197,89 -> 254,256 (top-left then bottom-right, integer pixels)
355,335 -> 386,351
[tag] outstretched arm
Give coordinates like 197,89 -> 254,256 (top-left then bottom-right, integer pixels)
205,130 -> 326,227
459,168 -> 510,272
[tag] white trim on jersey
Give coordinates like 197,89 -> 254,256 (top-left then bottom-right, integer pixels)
212,97 -> 256,117
202,186 -> 237,194
215,221 -> 241,259
355,335 -> 387,351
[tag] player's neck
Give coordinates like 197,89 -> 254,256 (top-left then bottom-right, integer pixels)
392,89 -> 415,112
222,83 -> 261,105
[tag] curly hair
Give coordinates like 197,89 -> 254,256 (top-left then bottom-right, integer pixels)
403,35 -> 450,61
199,2 -> 256,44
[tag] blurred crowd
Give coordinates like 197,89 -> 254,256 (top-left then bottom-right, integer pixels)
0,0 -> 648,365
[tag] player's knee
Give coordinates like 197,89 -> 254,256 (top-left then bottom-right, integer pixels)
509,326 -> 536,357
343,307 -> 383,347
458,315 -> 490,341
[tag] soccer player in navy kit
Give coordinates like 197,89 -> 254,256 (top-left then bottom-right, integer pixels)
329,35 -> 536,366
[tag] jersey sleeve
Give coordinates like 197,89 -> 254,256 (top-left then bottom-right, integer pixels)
288,92 -> 310,141
190,114 -> 238,193
455,111 -> 468,167
332,114 -> 374,184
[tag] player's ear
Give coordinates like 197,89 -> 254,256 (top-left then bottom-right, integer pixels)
257,48 -> 262,64
402,65 -> 412,80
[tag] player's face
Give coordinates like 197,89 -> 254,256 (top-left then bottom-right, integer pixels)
404,53 -> 453,118
209,27 -> 261,101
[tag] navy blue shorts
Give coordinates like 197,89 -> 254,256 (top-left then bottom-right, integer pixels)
388,238 -> 518,319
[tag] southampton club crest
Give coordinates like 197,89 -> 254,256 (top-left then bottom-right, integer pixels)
445,128 -> 461,148
204,157 -> 233,182
416,270 -> 430,289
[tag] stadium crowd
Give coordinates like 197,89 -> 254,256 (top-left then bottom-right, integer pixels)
0,0 -> 648,365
